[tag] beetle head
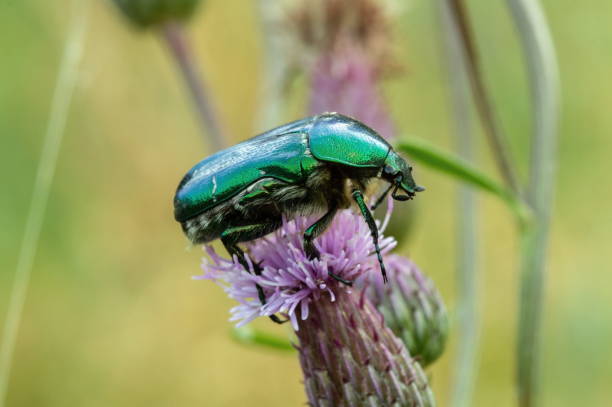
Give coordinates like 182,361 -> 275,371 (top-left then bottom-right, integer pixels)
383,151 -> 425,201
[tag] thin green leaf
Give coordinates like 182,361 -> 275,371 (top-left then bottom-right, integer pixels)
231,326 -> 295,352
0,1 -> 91,403
398,139 -> 531,225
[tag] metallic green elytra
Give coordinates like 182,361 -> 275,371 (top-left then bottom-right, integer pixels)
174,113 -> 424,291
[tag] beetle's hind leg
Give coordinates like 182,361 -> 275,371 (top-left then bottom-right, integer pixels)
220,222 -> 288,324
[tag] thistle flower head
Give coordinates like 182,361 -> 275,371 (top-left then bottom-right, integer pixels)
197,203 -> 438,404
288,0 -> 397,69
309,46 -> 396,140
198,209 -> 396,330
293,0 -> 401,143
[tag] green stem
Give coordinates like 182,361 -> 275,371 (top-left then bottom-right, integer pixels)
505,1 -> 559,405
0,1 -> 91,405
161,22 -> 226,151
446,0 -> 521,194
438,2 -> 480,406
232,326 -> 294,351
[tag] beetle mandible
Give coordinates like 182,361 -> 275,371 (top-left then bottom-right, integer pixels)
174,113 -> 424,317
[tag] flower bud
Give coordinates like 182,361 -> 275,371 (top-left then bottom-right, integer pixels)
112,0 -> 201,29
360,255 -> 448,367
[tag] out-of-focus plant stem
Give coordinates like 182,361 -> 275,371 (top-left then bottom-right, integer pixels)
254,0 -> 290,132
0,1 -> 91,405
438,2 -> 480,406
231,326 -> 294,351
446,0 -> 521,194
161,22 -> 225,151
506,1 -> 559,406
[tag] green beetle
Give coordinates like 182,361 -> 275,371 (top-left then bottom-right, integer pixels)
174,113 -> 423,305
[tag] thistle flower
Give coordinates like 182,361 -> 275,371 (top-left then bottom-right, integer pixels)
199,210 -> 396,330
309,46 -> 396,140
288,0 -> 397,67
359,255 -> 448,367
112,0 -> 201,28
199,209 -> 435,405
288,0 -> 399,141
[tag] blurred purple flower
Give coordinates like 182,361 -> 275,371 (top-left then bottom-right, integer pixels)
285,0 -> 399,140
198,209 -> 396,330
309,46 -> 396,140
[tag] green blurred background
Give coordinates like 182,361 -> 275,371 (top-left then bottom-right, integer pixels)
1,0 -> 610,406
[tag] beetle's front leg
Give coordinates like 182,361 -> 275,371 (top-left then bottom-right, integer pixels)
352,188 -> 388,283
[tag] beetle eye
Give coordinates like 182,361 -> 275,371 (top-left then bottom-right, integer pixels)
383,165 -> 395,175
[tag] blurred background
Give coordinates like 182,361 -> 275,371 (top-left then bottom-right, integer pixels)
1,0 -> 610,406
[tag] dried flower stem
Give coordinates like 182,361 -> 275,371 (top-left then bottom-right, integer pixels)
438,2 -> 481,406
505,1 -> 559,406
161,22 -> 225,150
446,0 -> 521,194
0,1 -> 91,405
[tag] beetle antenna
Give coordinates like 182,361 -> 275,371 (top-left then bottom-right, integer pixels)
370,182 -> 394,211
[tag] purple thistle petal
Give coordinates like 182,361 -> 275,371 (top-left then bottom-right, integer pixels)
199,209 -> 395,328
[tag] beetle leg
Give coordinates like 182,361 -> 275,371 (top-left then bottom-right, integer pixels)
221,222 -> 281,264
221,237 -> 250,273
303,204 -> 353,286
220,223 -> 288,324
303,205 -> 337,260
352,188 -> 388,283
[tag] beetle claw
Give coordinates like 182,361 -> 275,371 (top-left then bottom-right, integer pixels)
256,283 -> 289,324
329,271 -> 353,286
252,260 -> 264,275
304,244 -> 320,261
268,314 -> 289,324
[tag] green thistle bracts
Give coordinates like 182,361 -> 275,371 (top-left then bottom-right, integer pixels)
364,255 -> 448,367
296,289 -> 435,406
